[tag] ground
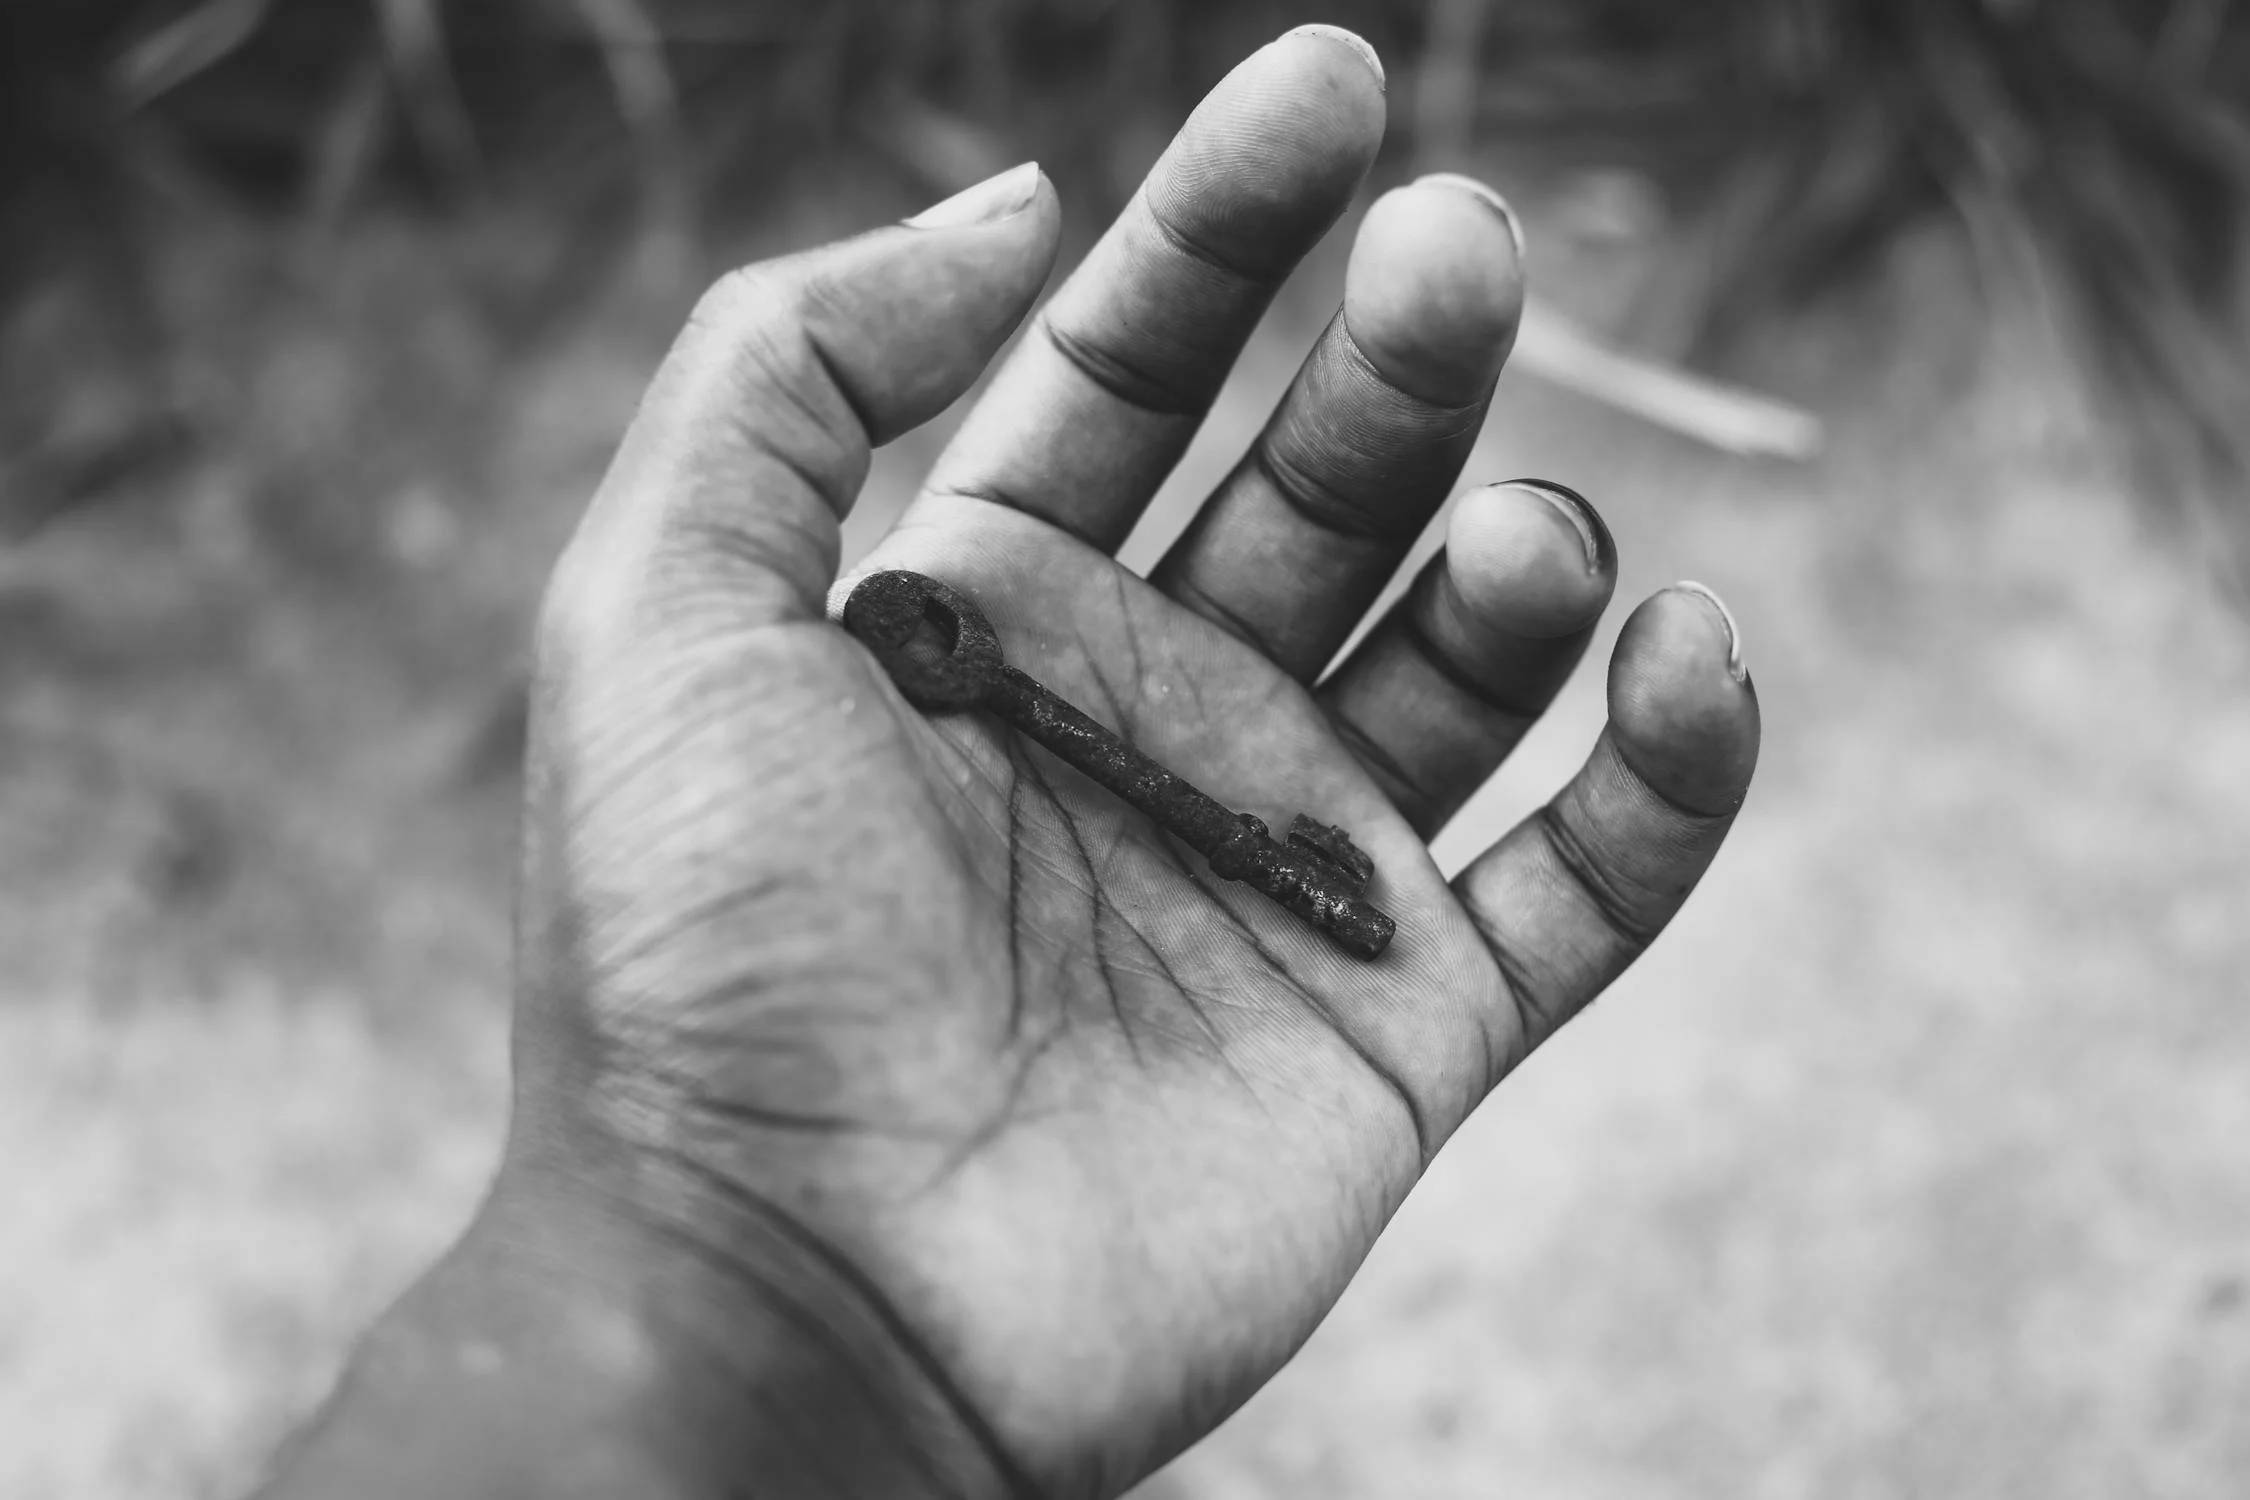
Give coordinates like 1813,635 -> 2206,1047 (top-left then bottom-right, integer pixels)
4,174 -> 2248,1499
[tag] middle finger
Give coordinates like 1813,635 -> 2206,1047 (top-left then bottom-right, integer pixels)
1151,173 -> 1525,680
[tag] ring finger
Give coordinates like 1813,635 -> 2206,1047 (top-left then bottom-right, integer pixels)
1320,479 -> 1617,837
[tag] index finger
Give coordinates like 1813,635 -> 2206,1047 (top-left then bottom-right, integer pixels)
912,25 -> 1387,553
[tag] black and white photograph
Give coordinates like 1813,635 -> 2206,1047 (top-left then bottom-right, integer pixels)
5,3 -> 2248,1496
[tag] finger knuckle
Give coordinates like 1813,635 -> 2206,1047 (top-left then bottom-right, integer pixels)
1533,802 -> 1666,947
687,263 -> 786,341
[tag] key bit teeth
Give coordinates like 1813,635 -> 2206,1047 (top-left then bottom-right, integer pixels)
1287,814 -> 1374,894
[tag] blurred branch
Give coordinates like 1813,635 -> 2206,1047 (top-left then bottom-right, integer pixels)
305,51 -> 392,225
1514,300 -> 1824,460
567,0 -> 681,148
111,0 -> 272,110
375,0 -> 482,186
1411,0 -> 1491,170
566,0 -> 688,219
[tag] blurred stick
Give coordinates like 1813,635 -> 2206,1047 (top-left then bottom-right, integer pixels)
110,0 -> 272,109
305,52 -> 392,226
375,0 -> 481,186
1514,298 -> 1824,459
567,0 -> 689,224
1412,0 -> 1491,169
1407,0 -> 1819,458
568,0 -> 681,150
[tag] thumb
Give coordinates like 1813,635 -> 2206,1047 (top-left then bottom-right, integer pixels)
545,163 -> 1060,649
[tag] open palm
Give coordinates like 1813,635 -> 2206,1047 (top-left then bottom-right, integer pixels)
504,29 -> 1759,1500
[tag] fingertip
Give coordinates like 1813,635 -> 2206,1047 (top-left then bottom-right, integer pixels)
1259,24 -> 1388,125
1414,172 -> 1528,264
1343,179 -> 1525,402
798,187 -> 1061,443
1148,26 -> 1386,270
987,167 -> 1064,257
1442,481 -> 1615,641
1281,24 -> 1387,92
903,161 -> 1051,232
1672,580 -> 1745,682
988,170 -> 1067,286
904,165 -> 1064,271
1607,585 -> 1761,816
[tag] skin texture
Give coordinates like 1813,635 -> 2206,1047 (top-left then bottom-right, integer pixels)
254,29 -> 1760,1500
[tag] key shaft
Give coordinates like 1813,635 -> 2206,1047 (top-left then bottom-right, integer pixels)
989,667 -> 1394,958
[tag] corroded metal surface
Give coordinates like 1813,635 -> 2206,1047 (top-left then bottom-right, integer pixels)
1286,815 -> 1375,893
840,568 -> 1003,710
842,569 -> 1396,959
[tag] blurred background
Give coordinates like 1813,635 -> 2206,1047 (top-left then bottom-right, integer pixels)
5,2 -> 2250,1496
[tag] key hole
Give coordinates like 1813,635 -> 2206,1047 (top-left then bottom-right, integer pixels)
900,595 -> 961,670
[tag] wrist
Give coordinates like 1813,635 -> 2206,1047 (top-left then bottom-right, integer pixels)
254,1155 -> 1025,1500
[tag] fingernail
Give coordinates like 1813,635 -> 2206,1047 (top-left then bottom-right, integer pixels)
1675,581 -> 1748,683
1415,172 -> 1529,264
1502,479 -> 1610,574
1285,24 -> 1385,91
906,162 -> 1042,229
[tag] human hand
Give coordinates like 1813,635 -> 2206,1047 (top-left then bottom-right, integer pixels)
260,27 -> 1758,1500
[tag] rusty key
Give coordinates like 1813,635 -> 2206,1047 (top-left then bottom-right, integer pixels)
842,569 -> 1396,959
